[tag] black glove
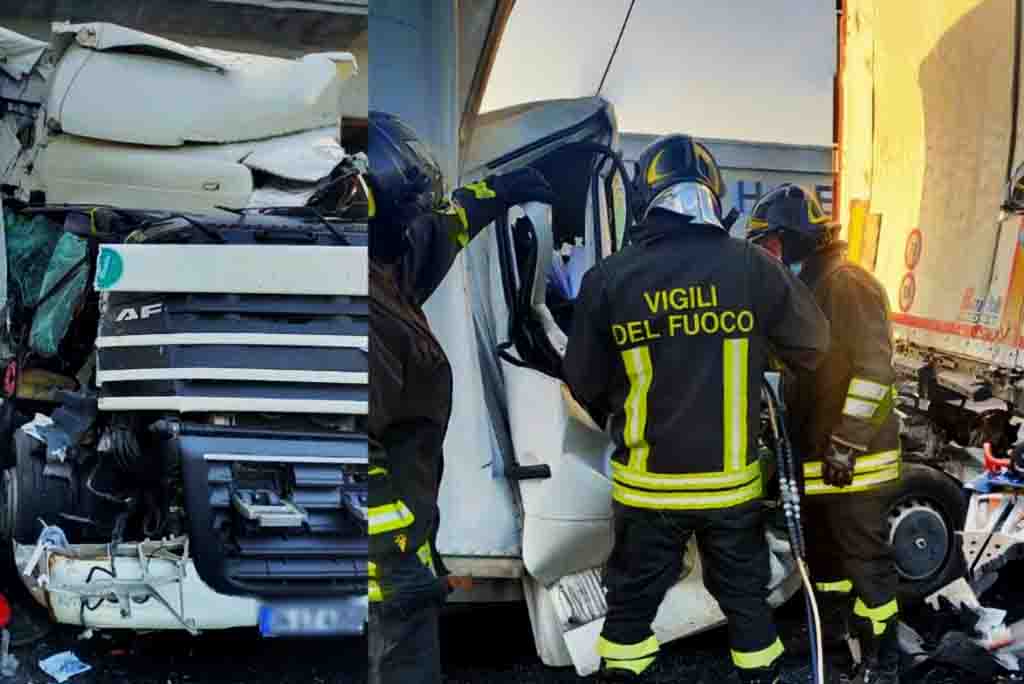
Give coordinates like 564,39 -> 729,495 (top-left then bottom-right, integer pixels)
822,441 -> 856,487
480,167 -> 556,207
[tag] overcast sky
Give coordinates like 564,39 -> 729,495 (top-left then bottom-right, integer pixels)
481,0 -> 836,146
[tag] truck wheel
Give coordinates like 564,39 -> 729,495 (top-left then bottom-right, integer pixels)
886,462 -> 967,603
0,431 -> 75,545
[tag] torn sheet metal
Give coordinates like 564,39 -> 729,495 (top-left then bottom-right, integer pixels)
0,27 -> 47,81
960,489 -> 1024,579
15,537 -> 260,631
45,23 -> 355,147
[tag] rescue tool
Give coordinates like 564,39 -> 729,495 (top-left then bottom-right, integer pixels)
763,379 -> 825,684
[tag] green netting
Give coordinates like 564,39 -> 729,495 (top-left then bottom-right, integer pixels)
29,232 -> 89,358
4,209 -> 60,314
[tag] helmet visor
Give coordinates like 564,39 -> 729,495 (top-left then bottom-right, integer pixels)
645,182 -> 723,229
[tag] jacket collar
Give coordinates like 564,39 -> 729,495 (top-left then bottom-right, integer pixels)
799,241 -> 847,289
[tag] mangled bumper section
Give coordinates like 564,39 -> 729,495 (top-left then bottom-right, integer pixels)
16,537 -> 260,633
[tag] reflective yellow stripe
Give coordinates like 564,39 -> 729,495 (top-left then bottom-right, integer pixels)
365,182 -> 377,219
843,397 -> 878,419
368,561 -> 377,578
597,635 -> 660,661
732,637 -> 784,669
854,597 -> 898,621
612,459 -> 760,491
855,597 -> 898,634
463,180 -> 496,200
621,347 -> 653,471
369,466 -> 387,476
849,377 -> 890,401
416,540 -> 436,575
369,579 -> 382,602
804,463 -> 900,495
368,501 -> 415,535
613,476 -> 763,510
803,450 -> 900,478
815,579 -> 853,594
604,656 -> 656,675
723,338 -> 749,472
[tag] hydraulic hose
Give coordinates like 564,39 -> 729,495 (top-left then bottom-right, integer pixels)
763,379 -> 825,684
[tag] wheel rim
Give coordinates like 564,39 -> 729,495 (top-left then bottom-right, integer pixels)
887,498 -> 950,582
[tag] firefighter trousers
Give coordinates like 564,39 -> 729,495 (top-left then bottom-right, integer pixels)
598,501 -> 783,676
368,551 -> 447,684
803,485 -> 900,648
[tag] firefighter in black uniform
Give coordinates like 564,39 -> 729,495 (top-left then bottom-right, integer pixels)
746,184 -> 902,684
366,111 -> 555,684
563,135 -> 830,683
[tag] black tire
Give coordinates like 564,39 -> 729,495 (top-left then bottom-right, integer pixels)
885,462 -> 967,604
2,430 -> 75,545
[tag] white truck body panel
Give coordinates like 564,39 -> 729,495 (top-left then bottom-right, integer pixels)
46,22 -> 355,147
1,24 -> 358,213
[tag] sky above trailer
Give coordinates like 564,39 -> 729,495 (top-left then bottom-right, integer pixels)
481,0 -> 836,146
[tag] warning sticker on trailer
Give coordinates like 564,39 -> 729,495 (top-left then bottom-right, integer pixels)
898,273 -> 916,313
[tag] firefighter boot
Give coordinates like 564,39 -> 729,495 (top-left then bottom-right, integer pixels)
594,665 -> 644,682
850,617 -> 899,684
737,662 -> 780,684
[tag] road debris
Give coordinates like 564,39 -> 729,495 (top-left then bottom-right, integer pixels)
38,651 -> 90,683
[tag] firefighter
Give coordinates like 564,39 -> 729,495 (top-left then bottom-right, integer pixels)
366,110 -> 555,684
746,184 -> 902,684
563,135 -> 830,683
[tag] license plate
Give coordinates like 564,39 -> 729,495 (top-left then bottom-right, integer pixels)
259,596 -> 367,638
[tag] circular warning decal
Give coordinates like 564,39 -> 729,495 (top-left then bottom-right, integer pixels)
899,272 -> 916,312
905,229 -> 923,271
95,248 -> 124,290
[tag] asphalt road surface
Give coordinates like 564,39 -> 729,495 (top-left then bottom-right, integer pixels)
439,566 -> 1024,684
4,610 -> 367,684
8,563 -> 1024,683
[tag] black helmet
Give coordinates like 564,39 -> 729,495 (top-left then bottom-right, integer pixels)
366,111 -> 444,227
632,134 -> 726,228
746,183 -> 837,265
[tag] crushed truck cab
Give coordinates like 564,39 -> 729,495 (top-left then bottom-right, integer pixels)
0,23 -> 368,636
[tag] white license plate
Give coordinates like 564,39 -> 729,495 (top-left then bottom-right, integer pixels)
259,597 -> 367,638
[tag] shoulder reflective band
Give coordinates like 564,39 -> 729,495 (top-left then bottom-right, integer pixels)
621,346 -> 653,472
849,377 -> 890,401
369,466 -> 387,476
854,597 -> 898,635
368,501 -> 415,535
723,338 -> 749,472
369,579 -> 382,602
731,637 -> 784,669
613,476 -> 763,510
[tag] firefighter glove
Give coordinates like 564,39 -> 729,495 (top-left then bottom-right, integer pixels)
464,168 -> 556,207
822,441 -> 856,488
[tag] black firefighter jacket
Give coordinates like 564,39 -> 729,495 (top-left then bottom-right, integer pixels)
783,243 -> 902,496
368,185 -> 507,582
563,213 -> 831,511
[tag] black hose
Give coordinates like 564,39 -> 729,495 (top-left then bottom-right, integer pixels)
763,379 -> 824,684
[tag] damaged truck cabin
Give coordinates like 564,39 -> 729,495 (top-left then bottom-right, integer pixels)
0,23 -> 368,635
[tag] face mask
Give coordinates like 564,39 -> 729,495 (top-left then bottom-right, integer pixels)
789,262 -> 804,277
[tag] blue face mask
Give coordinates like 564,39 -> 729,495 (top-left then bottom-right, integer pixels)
789,262 -> 804,277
